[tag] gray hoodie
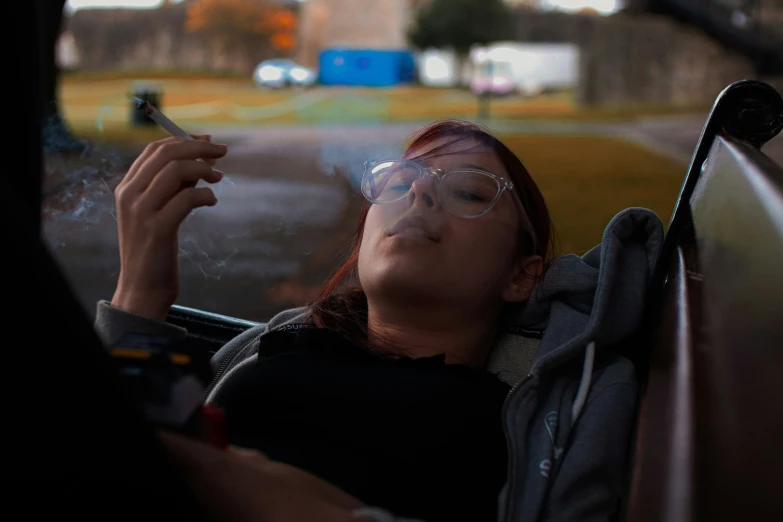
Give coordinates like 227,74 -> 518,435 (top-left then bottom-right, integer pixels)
95,207 -> 663,522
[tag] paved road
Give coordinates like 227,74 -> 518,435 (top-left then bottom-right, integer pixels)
44,114 -> 782,323
613,114 -> 783,165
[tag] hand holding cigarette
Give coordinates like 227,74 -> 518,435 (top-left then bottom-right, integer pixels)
111,134 -> 228,322
132,98 -> 219,189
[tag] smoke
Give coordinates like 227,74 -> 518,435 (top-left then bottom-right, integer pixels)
176,173 -> 243,281
41,108 -> 242,281
43,107 -> 118,230
42,105 -> 124,253
96,106 -> 112,133
41,94 -> 415,302
177,234 -> 239,281
318,135 -> 403,190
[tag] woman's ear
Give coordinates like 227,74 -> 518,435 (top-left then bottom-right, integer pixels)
502,255 -> 543,303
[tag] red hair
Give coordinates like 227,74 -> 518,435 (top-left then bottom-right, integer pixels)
307,120 -> 556,347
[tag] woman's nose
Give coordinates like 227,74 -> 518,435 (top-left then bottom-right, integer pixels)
407,175 -> 438,209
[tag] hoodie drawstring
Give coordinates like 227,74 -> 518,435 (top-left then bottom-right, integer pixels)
571,341 -> 596,428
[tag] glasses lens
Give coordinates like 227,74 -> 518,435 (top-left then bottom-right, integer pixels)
362,161 -> 420,202
438,171 -> 501,217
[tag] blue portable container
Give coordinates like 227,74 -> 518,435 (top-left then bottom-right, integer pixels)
319,49 -> 416,87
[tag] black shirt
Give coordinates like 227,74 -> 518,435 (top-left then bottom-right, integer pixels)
214,328 -> 510,522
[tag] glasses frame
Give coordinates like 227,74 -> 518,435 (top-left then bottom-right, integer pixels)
362,159 -> 538,251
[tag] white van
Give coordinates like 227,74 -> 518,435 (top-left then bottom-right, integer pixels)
471,42 -> 580,96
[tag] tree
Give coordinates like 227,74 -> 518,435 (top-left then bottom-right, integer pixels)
408,0 -> 514,83
185,0 -> 298,56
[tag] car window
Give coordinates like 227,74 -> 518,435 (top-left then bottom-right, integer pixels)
44,0 -> 766,322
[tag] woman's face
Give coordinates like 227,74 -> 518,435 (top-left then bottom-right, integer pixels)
358,137 -> 540,312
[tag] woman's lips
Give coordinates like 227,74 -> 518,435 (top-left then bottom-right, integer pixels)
393,226 -> 435,241
388,215 -> 441,242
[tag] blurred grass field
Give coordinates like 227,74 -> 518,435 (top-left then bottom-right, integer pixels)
499,135 -> 682,254
57,75 -> 686,256
60,75 -> 708,142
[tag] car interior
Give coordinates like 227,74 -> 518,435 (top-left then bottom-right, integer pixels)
11,1 -> 783,520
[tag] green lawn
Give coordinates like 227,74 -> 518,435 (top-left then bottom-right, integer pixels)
499,135 -> 682,255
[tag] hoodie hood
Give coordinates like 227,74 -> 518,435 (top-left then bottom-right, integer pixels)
486,207 -> 663,383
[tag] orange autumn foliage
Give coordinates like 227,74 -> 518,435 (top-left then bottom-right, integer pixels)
186,0 -> 298,52
271,32 -> 296,51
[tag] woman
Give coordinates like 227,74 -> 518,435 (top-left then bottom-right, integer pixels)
97,120 -> 662,522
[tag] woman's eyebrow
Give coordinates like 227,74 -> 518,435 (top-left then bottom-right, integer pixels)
416,160 -> 489,171
459,163 -> 488,170
408,152 -> 488,171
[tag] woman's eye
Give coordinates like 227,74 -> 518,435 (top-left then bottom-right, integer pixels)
390,183 -> 412,192
455,190 -> 484,201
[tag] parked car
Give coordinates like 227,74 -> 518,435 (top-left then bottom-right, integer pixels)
253,59 -> 317,89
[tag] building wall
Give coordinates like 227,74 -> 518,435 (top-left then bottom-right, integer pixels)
65,4 -> 279,73
512,10 -> 755,106
297,0 -> 412,68
577,14 -> 753,106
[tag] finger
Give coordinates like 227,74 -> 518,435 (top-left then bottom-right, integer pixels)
192,136 -> 218,167
121,136 -> 183,187
157,186 -> 217,230
115,137 -> 185,212
127,139 -> 228,193
141,159 -> 223,210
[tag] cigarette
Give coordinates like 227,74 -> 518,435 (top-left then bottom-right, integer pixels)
132,97 -> 193,141
133,97 -> 212,176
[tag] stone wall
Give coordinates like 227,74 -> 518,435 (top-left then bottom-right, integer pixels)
580,14 -> 753,106
513,10 -> 755,106
65,4 -> 280,74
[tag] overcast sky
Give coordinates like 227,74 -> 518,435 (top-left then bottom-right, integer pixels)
66,0 -> 621,15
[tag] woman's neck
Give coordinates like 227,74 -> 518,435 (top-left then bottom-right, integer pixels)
366,301 -> 498,366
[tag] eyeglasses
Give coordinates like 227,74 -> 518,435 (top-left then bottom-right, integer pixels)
361,159 -> 538,250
